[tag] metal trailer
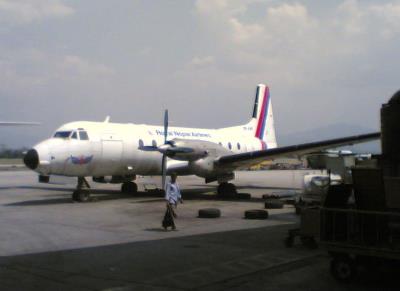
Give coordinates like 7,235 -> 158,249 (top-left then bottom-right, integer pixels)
319,207 -> 400,282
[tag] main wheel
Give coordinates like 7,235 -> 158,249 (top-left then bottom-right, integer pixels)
330,256 -> 356,283
217,182 -> 237,197
121,182 -> 138,194
72,189 -> 90,202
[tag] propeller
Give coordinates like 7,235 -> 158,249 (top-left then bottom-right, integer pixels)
138,110 -> 195,190
161,109 -> 168,192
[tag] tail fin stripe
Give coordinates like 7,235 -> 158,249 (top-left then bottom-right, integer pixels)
255,87 -> 269,139
259,87 -> 270,140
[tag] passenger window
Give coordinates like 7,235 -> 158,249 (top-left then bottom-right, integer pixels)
79,131 -> 89,140
228,142 -> 232,150
237,143 -> 241,150
71,131 -> 78,139
152,140 -> 157,147
138,139 -> 144,149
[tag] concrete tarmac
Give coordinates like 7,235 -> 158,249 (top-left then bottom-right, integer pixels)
0,170 -> 395,290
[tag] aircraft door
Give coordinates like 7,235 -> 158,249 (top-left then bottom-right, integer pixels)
100,134 -> 123,174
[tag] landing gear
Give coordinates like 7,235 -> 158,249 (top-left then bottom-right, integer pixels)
217,182 -> 237,197
72,189 -> 90,202
121,181 -> 138,194
72,177 -> 91,202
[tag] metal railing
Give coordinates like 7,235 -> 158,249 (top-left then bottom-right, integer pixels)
320,207 -> 400,250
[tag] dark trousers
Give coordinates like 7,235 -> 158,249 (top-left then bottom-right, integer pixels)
162,203 -> 176,229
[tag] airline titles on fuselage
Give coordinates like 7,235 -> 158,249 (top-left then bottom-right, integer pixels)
153,129 -> 212,139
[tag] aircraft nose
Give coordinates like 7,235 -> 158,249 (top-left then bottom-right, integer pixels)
24,149 -> 39,170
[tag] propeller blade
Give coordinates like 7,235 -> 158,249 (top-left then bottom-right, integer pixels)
162,109 -> 169,192
161,154 -> 167,191
164,109 -> 169,144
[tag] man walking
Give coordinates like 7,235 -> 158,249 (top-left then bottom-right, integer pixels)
162,173 -> 183,230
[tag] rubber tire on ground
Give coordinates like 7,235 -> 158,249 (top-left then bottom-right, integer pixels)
72,190 -> 90,202
330,256 -> 357,283
265,199 -> 284,209
121,182 -> 138,194
244,209 -> 269,220
198,208 -> 221,218
237,193 -> 251,200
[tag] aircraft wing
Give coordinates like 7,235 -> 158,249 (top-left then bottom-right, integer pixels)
0,122 -> 40,126
216,132 -> 380,170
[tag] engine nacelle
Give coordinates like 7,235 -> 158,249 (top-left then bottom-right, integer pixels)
164,139 -> 212,161
190,156 -> 215,177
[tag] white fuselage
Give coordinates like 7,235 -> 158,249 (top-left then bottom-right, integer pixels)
33,121 -> 270,179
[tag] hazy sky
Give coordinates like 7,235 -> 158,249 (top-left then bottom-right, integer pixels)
1,0 -> 399,148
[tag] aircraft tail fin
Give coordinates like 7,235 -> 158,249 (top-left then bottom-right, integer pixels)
247,84 -> 277,149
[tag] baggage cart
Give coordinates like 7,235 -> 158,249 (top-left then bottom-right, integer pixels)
320,207 -> 400,282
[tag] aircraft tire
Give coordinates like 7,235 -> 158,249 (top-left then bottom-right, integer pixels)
121,182 -> 138,194
217,182 -> 237,197
244,209 -> 269,220
72,190 -> 90,202
264,199 -> 284,209
198,208 -> 221,218
217,183 -> 227,196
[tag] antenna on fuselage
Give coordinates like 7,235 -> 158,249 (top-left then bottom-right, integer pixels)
104,116 -> 110,123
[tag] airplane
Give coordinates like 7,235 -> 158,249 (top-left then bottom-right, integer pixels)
23,84 -> 380,202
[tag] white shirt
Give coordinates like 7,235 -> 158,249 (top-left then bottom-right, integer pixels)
165,182 -> 181,205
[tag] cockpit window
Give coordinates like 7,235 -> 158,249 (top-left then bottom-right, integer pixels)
79,131 -> 89,140
71,131 -> 78,139
53,131 -> 72,138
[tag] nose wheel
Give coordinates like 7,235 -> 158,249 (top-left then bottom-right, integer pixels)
72,177 -> 91,202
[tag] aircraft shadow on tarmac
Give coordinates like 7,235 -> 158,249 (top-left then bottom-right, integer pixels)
3,188 -> 164,207
2,184 -> 282,207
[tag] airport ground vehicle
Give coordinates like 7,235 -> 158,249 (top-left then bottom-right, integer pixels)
320,207 -> 400,282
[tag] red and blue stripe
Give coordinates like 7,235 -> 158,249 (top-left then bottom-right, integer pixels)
255,86 -> 270,142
